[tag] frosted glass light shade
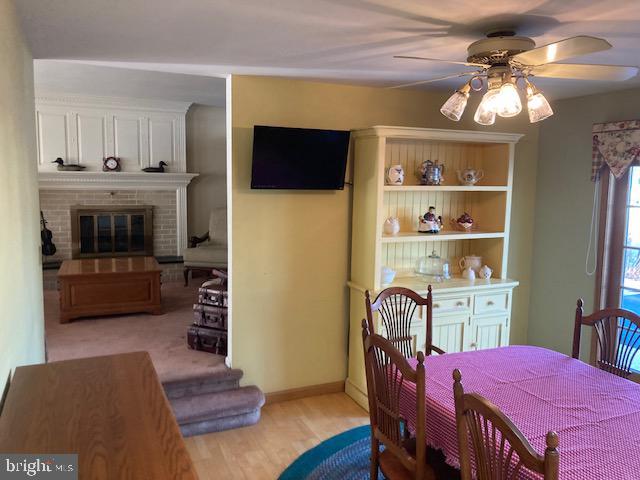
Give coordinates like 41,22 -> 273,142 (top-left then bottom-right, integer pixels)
440,90 -> 469,121
474,89 -> 499,125
496,82 -> 522,118
527,91 -> 554,123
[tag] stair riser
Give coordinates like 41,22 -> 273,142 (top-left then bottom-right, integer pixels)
164,378 -> 240,399
179,409 -> 262,437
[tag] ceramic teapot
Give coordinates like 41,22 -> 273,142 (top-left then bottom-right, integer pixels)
479,265 -> 493,279
418,207 -> 442,234
386,164 -> 405,185
417,160 -> 444,185
457,167 -> 484,186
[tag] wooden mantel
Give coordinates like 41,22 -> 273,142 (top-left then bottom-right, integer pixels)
0,352 -> 197,479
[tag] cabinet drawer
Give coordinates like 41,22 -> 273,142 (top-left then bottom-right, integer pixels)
474,292 -> 509,315
432,296 -> 471,314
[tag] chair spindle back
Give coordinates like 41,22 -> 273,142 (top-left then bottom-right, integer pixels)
453,369 -> 559,480
572,298 -> 640,378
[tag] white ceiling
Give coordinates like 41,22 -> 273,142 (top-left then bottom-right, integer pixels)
34,61 -> 226,107
16,0 -> 640,99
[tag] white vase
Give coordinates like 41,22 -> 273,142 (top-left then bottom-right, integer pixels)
386,165 -> 405,185
383,217 -> 400,235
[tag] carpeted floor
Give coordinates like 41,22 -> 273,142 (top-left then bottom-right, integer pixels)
44,281 -> 227,383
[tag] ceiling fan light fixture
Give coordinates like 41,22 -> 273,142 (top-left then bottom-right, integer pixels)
526,80 -> 554,123
474,87 -> 499,126
495,80 -> 522,118
440,83 -> 471,121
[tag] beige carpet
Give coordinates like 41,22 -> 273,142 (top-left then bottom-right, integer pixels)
44,281 -> 227,383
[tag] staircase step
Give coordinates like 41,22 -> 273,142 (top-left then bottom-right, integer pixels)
170,386 -> 265,437
163,368 -> 243,400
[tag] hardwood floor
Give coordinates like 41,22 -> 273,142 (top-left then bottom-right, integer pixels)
184,393 -> 369,479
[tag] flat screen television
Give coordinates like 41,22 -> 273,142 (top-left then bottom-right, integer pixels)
251,125 -> 350,190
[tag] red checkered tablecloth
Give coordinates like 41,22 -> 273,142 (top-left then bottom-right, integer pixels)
399,345 -> 640,480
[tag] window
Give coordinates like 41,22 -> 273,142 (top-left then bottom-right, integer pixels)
600,166 -> 640,371
593,167 -> 640,370
621,166 -> 640,314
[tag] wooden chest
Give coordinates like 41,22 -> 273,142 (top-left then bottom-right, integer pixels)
57,257 -> 162,323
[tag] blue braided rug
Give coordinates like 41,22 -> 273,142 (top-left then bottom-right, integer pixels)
278,426 -> 460,480
278,425 -> 382,480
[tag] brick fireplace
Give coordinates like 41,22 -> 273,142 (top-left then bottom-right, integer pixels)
39,171 -> 197,289
41,190 -> 177,260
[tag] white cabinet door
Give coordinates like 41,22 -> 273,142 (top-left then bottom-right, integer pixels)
112,113 -> 147,170
76,112 -> 108,165
432,314 -> 471,353
36,110 -> 71,168
148,114 -> 178,170
470,315 -> 509,350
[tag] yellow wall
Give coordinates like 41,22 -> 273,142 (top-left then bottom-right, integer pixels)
230,75 -> 538,393
0,0 -> 45,383
529,86 -> 640,355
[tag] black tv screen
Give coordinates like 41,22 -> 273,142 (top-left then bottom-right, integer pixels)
251,126 -> 350,190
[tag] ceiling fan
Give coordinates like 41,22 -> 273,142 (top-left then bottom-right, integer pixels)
392,32 -> 639,124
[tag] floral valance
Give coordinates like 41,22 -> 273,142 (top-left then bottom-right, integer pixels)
592,120 -> 640,181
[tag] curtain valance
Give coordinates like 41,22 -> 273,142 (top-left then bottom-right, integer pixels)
592,120 -> 640,181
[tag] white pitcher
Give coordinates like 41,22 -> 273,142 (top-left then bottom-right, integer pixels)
459,255 -> 482,273
461,267 -> 476,280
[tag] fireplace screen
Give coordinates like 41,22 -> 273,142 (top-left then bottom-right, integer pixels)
71,206 -> 153,258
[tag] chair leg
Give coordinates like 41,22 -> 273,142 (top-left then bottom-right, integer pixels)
370,435 -> 379,480
183,267 -> 190,287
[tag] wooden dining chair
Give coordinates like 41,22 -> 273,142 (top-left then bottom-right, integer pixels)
452,369 -> 559,480
362,319 -> 434,480
365,286 -> 444,359
572,298 -> 640,378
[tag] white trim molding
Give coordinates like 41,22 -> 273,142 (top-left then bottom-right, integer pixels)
38,171 -> 197,190
36,94 -> 191,114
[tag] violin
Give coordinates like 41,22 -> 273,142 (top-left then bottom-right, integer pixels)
40,211 -> 57,257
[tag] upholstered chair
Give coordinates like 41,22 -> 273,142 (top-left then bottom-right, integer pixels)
183,208 -> 227,285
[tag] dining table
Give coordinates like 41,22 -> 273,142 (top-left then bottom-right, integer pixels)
400,345 -> 640,480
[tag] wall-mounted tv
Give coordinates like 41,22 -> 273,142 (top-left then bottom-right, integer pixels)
251,125 -> 350,190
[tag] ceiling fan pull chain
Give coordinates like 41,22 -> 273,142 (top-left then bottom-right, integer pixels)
585,178 -> 600,276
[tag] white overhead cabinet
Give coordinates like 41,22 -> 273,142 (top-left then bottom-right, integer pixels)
346,126 -> 521,410
35,96 -> 188,172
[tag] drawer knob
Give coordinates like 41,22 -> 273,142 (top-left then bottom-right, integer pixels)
455,301 -> 464,307
433,303 -> 440,308
487,300 -> 495,306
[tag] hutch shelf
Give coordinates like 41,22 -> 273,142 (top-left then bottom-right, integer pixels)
346,126 -> 522,410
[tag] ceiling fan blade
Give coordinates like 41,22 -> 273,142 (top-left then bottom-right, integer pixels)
387,72 -> 480,90
393,55 -> 489,68
512,36 -> 611,66
530,63 -> 638,81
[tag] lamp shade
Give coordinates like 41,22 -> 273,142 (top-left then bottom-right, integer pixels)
474,88 -> 499,126
440,88 -> 469,122
495,82 -> 522,118
527,90 -> 554,123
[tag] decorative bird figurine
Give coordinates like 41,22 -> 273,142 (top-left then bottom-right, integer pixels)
52,158 -> 86,171
142,161 -> 168,173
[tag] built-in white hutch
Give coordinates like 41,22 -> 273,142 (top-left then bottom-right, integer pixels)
346,126 -> 522,409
